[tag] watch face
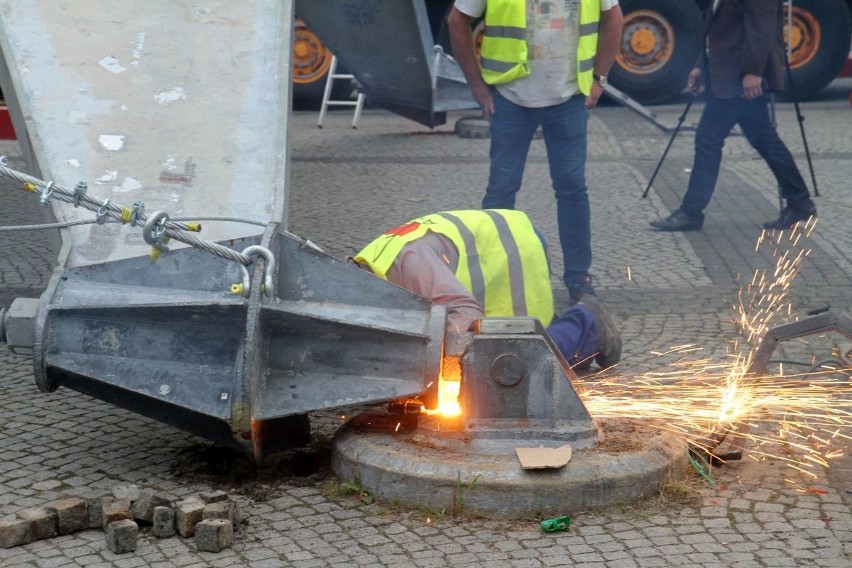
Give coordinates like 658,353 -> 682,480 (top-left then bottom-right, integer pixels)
597,76 -> 607,87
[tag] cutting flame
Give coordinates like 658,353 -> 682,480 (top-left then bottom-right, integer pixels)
435,355 -> 462,416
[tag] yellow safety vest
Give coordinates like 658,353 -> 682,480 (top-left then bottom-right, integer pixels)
479,0 -> 602,94
576,0 -> 602,95
354,210 -> 554,326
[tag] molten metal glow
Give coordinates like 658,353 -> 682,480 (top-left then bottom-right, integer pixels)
430,355 -> 462,417
437,380 -> 461,416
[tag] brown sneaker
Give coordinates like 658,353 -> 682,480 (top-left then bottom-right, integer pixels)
578,295 -> 622,369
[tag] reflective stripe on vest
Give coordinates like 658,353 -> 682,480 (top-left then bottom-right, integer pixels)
479,0 -> 529,85
353,210 -> 554,326
577,0 -> 602,96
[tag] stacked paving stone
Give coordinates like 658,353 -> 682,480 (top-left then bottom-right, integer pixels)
0,483 -> 242,554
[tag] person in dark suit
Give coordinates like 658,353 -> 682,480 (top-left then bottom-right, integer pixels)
650,0 -> 817,232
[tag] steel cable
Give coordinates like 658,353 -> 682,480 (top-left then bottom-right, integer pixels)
0,160 -> 258,266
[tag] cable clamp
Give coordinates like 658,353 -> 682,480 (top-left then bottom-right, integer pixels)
73,182 -> 88,207
130,201 -> 145,227
39,181 -> 54,206
96,199 -> 110,224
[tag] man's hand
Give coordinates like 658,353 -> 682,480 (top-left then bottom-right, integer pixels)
471,83 -> 495,120
585,81 -> 604,109
687,68 -> 704,94
742,74 -> 763,100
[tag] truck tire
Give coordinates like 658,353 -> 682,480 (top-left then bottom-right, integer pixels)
783,0 -> 852,101
611,0 -> 704,105
292,18 -> 352,109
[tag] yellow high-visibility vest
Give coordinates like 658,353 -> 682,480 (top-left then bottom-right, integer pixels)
354,209 -> 554,326
576,0 -> 602,95
479,0 -> 529,85
479,0 -> 602,94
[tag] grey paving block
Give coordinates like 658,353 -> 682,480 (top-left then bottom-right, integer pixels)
151,505 -> 175,538
46,497 -> 87,535
200,490 -> 229,504
202,501 -> 234,523
175,498 -> 205,538
0,518 -> 32,548
101,497 -> 132,531
130,490 -> 171,524
85,495 -> 106,529
105,519 -> 138,554
195,519 -> 233,553
15,507 -> 57,541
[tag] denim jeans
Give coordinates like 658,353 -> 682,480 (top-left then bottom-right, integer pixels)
681,91 -> 812,220
547,303 -> 598,368
482,91 -> 590,290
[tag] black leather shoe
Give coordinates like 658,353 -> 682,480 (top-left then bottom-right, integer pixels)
568,274 -> 596,303
763,205 -> 816,230
650,210 -> 703,232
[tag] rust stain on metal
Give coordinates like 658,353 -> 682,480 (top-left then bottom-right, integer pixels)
159,157 -> 196,186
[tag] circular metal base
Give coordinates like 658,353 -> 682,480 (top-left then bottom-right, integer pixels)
331,411 -> 690,518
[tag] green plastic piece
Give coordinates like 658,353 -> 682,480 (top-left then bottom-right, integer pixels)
540,515 -> 571,532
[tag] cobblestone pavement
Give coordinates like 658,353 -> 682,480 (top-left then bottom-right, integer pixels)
1,79 -> 851,567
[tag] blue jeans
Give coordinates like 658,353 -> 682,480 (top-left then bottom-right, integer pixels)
681,91 -> 812,220
482,91 -> 590,290
547,304 -> 598,368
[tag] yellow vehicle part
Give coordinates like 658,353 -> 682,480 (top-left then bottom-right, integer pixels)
785,6 -> 821,69
616,9 -> 676,75
292,17 -> 333,85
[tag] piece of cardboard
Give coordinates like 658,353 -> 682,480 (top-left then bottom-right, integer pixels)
515,443 -> 573,469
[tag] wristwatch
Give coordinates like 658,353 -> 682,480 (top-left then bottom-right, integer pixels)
594,74 -> 608,87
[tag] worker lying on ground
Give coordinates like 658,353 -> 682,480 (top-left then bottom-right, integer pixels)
353,209 -> 621,370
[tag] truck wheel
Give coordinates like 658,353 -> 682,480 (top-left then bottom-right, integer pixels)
292,18 -> 352,109
783,0 -> 852,101
611,0 -> 703,105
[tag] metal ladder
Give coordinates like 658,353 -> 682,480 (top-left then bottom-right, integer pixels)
317,55 -> 365,129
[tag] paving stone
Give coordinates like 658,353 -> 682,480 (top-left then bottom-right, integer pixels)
151,506 -> 176,538
175,498 -> 205,538
101,497 -> 132,531
195,519 -> 234,553
130,490 -> 171,524
0,517 -> 32,548
105,519 -> 138,554
200,491 -> 229,504
85,495 -> 106,529
15,507 -> 57,541
111,484 -> 141,502
46,497 -> 87,535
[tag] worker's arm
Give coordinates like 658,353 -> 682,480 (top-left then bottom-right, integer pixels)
448,7 -> 494,119
587,5 -> 624,109
386,235 -> 484,333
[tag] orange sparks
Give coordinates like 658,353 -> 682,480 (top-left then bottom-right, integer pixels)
577,217 -> 849,481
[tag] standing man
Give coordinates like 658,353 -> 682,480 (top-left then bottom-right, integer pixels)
650,0 -> 817,233
447,0 -> 623,302
353,209 -> 621,370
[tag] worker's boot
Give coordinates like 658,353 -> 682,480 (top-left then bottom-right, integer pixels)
579,296 -> 622,369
